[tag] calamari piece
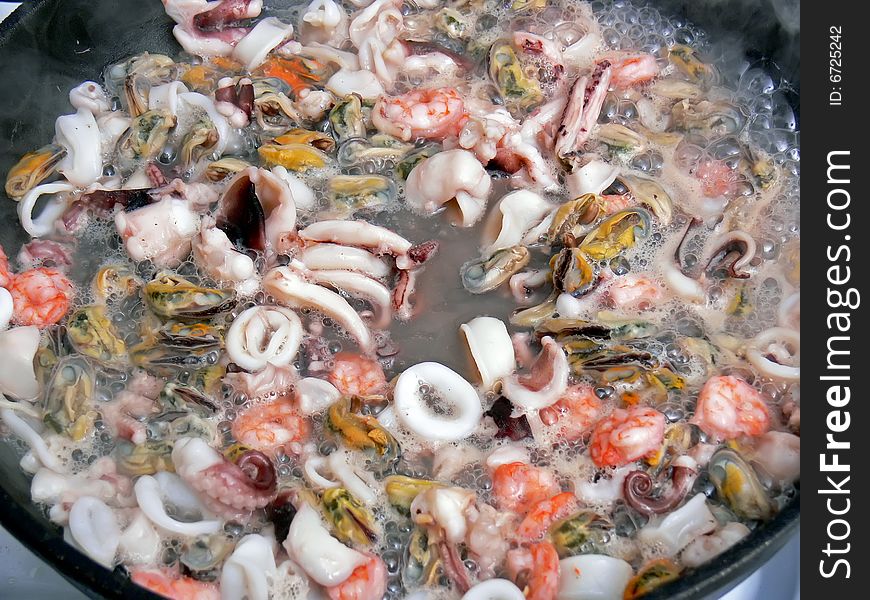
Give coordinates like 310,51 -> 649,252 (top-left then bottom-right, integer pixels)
119,510 -> 161,565
638,493 -> 717,556
68,496 -> 121,568
681,522 -> 750,568
308,269 -> 393,328
483,190 -> 552,254
410,485 -> 476,544
461,579 -> 525,600
114,196 -> 200,268
0,325 -> 41,400
284,502 -> 368,586
746,327 -> 800,381
393,362 -> 483,442
299,0 -> 349,46
299,220 -> 412,256
326,69 -> 384,100
226,305 -> 303,371
233,18 -> 295,70
271,166 -> 317,211
558,554 -> 634,600
295,376 -> 342,415
348,0 -> 403,49
55,108 -> 102,187
0,288 -> 12,331
134,473 -> 222,536
460,317 -> 515,390
69,81 -> 111,115
566,159 -> 619,197
220,534 -> 277,600
264,266 -> 374,353
405,149 -> 492,227
555,62 -> 612,165
501,337 -> 569,410
192,223 -> 259,296
297,243 -> 391,279
225,363 -> 299,402
148,81 -> 190,116
18,182 -> 74,238
179,92 -> 233,155
2,409 -> 64,472
371,88 -> 465,142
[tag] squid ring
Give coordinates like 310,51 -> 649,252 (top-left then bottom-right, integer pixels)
746,326 -> 800,381
393,362 -> 482,442
226,305 -> 303,372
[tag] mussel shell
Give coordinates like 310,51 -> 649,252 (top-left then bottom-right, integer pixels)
579,208 -> 651,260
548,194 -> 604,246
708,447 -> 774,520
42,355 -> 96,440
144,273 -> 236,320
329,94 -> 366,142
385,475 -> 443,516
461,245 -> 530,294
92,264 -> 143,302
549,510 -> 613,558
551,248 -> 596,297
116,440 -> 175,476
326,396 -> 400,465
322,487 -> 378,547
488,40 -> 544,113
66,305 -> 128,364
624,559 -> 682,599
205,157 -> 252,182
5,144 -> 66,199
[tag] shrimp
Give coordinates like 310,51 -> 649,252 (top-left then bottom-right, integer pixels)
10,267 -> 74,328
325,554 -> 387,600
491,462 -> 561,515
327,352 -> 387,398
605,273 -> 664,310
690,375 -> 770,441
600,193 -> 637,215
506,541 -> 560,600
232,399 -> 309,453
539,384 -> 602,441
0,244 -> 11,288
371,87 -> 466,141
517,492 -> 579,541
131,569 -> 220,600
607,53 -> 659,88
588,406 -> 665,468
695,159 -> 736,197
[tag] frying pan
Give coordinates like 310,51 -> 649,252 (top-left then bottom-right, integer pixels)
0,1 -> 800,598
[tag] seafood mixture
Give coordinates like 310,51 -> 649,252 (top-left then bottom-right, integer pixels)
0,0 -> 799,599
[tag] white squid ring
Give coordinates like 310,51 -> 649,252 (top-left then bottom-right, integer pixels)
68,496 -> 121,568
461,579 -> 526,600
746,327 -> 800,381
393,362 -> 482,442
226,305 -> 303,372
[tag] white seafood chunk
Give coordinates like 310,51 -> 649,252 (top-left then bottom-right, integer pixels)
299,0 -> 349,46
69,81 -> 110,115
296,89 -> 335,121
327,448 -> 378,504
566,159 -> 619,197
0,288 -> 12,331
264,266 -> 374,353
484,190 -> 552,254
502,337 -> 569,410
221,534 -> 277,600
148,81 -> 190,116
283,502 -> 368,586
55,108 -> 102,187
746,327 -> 800,381
462,579 -> 526,600
233,18 -> 295,70
295,377 -> 342,415
745,431 -> 800,483
405,149 -> 492,227
638,493 -> 717,556
410,486 -> 476,544
557,554 -> 633,600
299,220 -> 412,255
393,362 -> 483,442
307,269 -> 393,328
97,112 -> 133,156
300,42 -> 359,70
297,243 -> 390,279
460,316 -> 515,390
348,0 -> 403,49
68,496 -> 121,568
18,182 -> 74,238
680,522 -> 750,568
179,92 -> 234,155
114,196 -> 200,268
326,68 -> 384,99
6,410 -> 63,472
192,223 -> 259,295
226,305 -> 303,372
485,445 -> 530,471
119,509 -> 161,564
134,474 -> 221,536
271,166 -> 317,211
0,325 -> 40,400
574,464 -> 632,506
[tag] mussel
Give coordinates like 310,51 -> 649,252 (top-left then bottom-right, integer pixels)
92,264 -> 143,303
258,141 -> 330,171
42,356 -> 96,441
180,117 -> 219,167
116,440 -> 175,476
668,45 -> 718,86
708,447 -> 774,520
337,136 -> 416,169
549,510 -> 613,558
535,318 -> 657,341
327,175 -> 396,216
117,109 -> 177,163
461,245 -> 530,294
488,40 -> 544,113
326,396 -> 400,465
548,194 -> 604,246
322,487 -> 378,546
147,412 -> 217,441
623,559 -> 682,599
144,273 -> 235,320
509,293 -> 558,327
435,8 -> 470,39
329,94 -> 367,142
403,527 -> 441,587
5,144 -> 66,199
670,99 -> 746,138
620,175 -> 674,225
385,475 -> 443,516
180,534 -> 235,581
551,248 -> 597,297
597,123 -> 647,153
66,305 -> 128,364
579,208 -> 651,260
396,144 -> 441,180
158,381 -> 219,416
205,157 -> 252,182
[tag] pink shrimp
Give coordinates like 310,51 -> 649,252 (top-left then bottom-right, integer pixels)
695,159 -> 736,197
0,244 -> 11,288
131,569 -> 220,600
10,267 -> 74,328
588,406 -> 665,468
232,399 -> 309,453
491,462 -> 561,515
539,384 -> 603,441
606,53 -> 660,88
371,88 -> 467,142
325,554 -> 387,600
507,541 -> 561,600
102,391 -> 159,445
606,273 -> 664,309
327,352 -> 387,398
517,492 -> 579,541
690,375 -> 770,441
